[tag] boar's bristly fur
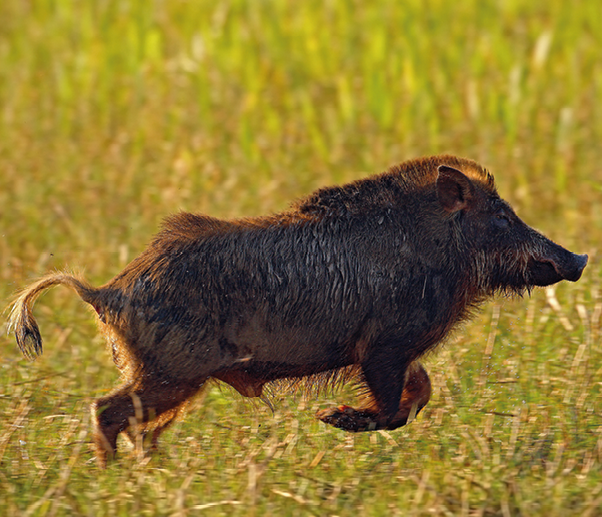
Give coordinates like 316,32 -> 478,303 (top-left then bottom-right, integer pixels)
7,155 -> 587,467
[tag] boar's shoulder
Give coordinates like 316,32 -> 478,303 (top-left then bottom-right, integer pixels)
294,175 -> 405,216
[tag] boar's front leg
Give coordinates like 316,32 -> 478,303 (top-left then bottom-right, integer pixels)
317,361 -> 431,432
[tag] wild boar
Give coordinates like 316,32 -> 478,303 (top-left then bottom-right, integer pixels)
8,155 -> 587,466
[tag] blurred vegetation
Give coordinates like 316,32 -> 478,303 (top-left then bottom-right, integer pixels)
1,1 -> 601,515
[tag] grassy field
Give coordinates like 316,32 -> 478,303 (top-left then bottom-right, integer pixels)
1,1 -> 602,515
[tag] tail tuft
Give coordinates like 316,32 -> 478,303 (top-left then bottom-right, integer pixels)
13,311 -> 43,360
7,290 -> 45,360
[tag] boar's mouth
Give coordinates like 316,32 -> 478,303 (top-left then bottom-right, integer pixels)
527,253 -> 588,287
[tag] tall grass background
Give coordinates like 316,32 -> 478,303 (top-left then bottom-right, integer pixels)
1,1 -> 601,515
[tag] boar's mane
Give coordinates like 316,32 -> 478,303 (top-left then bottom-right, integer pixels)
295,155 -> 496,217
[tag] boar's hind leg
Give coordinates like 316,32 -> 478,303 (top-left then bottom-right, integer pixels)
317,361 -> 431,432
91,379 -> 202,467
123,404 -> 187,452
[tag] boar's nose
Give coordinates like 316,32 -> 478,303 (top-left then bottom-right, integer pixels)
566,253 -> 588,282
549,252 -> 587,283
529,249 -> 587,287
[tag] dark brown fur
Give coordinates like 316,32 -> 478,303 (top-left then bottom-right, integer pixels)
7,155 -> 587,466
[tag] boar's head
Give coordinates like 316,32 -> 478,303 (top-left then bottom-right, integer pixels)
436,162 -> 587,295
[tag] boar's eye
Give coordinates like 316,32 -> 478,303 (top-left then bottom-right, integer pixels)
493,210 -> 511,230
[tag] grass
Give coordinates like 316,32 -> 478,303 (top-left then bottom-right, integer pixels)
1,0 -> 601,515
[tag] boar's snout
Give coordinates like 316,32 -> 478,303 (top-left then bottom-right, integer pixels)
529,247 -> 588,287
564,253 -> 588,282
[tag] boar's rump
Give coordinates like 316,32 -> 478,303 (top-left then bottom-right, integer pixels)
7,155 -> 587,466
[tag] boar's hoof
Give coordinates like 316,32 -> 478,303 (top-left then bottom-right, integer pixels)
316,405 -> 382,432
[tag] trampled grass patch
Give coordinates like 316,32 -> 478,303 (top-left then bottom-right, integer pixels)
1,1 -> 601,515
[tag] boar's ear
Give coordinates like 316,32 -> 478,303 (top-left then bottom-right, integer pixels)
436,165 -> 475,213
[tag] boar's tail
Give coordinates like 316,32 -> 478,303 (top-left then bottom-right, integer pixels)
6,272 -> 99,361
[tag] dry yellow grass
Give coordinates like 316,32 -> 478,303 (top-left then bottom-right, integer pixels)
1,1 -> 601,515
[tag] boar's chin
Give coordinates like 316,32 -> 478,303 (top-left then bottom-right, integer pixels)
527,259 -> 566,287
527,253 -> 588,287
